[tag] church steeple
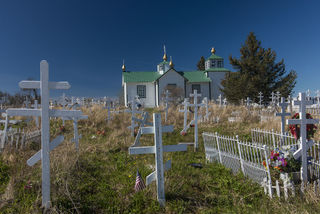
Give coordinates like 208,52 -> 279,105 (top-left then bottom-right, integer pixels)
205,46 -> 224,70
122,59 -> 126,72
169,56 -> 174,68
163,45 -> 167,61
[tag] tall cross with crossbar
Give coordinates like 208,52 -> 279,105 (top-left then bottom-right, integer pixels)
129,113 -> 187,207
286,92 -> 319,182
6,60 -> 85,209
258,92 -> 263,107
276,97 -> 290,135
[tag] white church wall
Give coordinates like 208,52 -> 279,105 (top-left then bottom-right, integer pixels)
158,69 -> 185,100
186,82 -> 210,99
207,71 -> 227,100
126,82 -> 156,107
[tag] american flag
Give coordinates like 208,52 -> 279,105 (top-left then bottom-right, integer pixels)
135,169 -> 146,192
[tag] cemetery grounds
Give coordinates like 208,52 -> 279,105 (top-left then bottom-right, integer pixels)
1,104 -> 320,213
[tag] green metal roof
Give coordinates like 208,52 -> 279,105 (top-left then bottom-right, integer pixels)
158,60 -> 169,65
123,71 -> 161,83
205,67 -> 230,72
123,70 -> 211,83
206,54 -> 223,60
180,71 -> 211,83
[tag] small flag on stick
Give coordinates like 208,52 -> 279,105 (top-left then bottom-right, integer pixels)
135,169 -> 146,192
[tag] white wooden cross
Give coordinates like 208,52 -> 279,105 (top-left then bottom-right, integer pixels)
6,60 -> 85,209
201,97 -> 211,122
270,92 -> 276,106
163,90 -> 170,122
216,94 -> 222,107
223,98 -> 227,107
258,92 -> 263,107
276,97 -> 290,135
129,113 -> 187,207
125,97 -> 142,136
286,92 -> 319,182
0,113 -> 9,149
275,91 -> 281,104
103,99 -> 114,122
246,97 -> 251,107
183,90 -> 204,151
131,111 -> 152,147
24,96 -> 31,108
287,95 -> 293,113
306,89 -> 311,101
179,98 -> 190,129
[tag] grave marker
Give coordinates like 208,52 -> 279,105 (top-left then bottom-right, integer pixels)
276,97 -> 290,135
258,92 -> 263,107
129,113 -> 187,207
286,92 -> 319,182
179,98 -> 190,128
6,60 -> 85,209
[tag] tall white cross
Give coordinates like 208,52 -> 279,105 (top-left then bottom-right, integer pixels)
201,97 -> 211,122
188,90 -> 204,151
286,92 -> 319,182
275,91 -> 281,104
216,94 -> 222,107
270,92 -> 276,106
246,97 -> 251,107
306,89 -> 311,101
129,113 -> 187,207
6,60 -> 85,209
276,97 -> 290,135
223,98 -> 227,107
179,98 -> 190,128
258,92 -> 263,107
125,97 -> 142,136
131,111 -> 152,147
163,90 -> 170,122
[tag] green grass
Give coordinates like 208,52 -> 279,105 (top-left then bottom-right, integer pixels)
1,112 -> 320,213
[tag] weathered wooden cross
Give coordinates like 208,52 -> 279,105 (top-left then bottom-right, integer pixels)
258,92 -> 263,107
129,113 -> 187,207
131,111 -> 152,147
276,97 -> 290,135
275,91 -> 281,104
316,90 -> 320,107
125,97 -> 142,136
270,92 -> 276,106
246,97 -> 251,108
6,60 -> 85,209
286,92 -> 319,182
178,98 -> 190,128
223,98 -> 227,107
163,90 -> 170,122
201,97 -> 211,122
216,94 -> 222,107
180,90 -> 204,151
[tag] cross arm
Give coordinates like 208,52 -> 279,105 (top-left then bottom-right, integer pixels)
141,125 -> 174,134
6,108 -> 41,117
146,160 -> 171,185
49,109 -> 83,118
128,146 -> 155,155
275,112 -> 291,117
19,81 -> 70,90
286,119 -> 319,125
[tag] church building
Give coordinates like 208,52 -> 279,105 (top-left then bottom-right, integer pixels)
122,47 -> 230,107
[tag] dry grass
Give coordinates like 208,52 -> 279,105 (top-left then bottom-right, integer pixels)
0,104 -> 320,213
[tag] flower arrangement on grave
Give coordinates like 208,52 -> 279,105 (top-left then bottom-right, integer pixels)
181,131 -> 187,136
289,113 -> 317,140
59,125 -> 66,133
96,130 -> 106,136
263,148 -> 301,179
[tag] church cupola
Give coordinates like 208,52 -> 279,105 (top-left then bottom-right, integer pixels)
122,60 -> 126,72
157,45 -> 170,74
205,47 -> 224,70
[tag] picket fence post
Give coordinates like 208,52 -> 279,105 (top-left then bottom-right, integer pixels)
263,145 -> 273,198
215,132 -> 222,163
236,135 -> 245,174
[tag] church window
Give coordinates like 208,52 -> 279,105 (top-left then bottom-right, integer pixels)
137,85 -> 146,98
217,61 -> 223,68
167,84 -> 177,90
191,84 -> 201,93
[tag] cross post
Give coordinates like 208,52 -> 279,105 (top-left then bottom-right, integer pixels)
276,97 -> 291,135
286,92 -> 319,182
128,113 -> 187,207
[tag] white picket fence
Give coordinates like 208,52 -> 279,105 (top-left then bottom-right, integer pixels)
251,128 -> 299,150
0,129 -> 41,149
202,132 -> 271,186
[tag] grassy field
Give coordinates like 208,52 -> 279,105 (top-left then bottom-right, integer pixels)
1,104 -> 320,213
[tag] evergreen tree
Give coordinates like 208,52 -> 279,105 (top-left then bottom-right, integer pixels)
197,56 -> 206,71
221,32 -> 297,104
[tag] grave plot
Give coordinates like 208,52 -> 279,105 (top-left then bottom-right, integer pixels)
5,60 -> 87,209
128,113 -> 187,207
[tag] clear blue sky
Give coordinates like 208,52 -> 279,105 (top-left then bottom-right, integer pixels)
0,0 -> 319,98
